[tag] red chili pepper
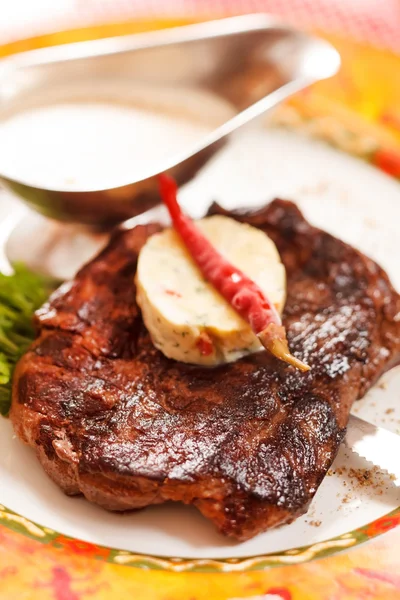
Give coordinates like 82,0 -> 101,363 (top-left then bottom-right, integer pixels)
158,174 -> 310,372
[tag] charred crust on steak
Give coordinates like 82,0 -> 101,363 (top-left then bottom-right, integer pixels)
10,199 -> 400,541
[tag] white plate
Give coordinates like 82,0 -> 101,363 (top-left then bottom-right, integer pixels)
1,127 -> 400,560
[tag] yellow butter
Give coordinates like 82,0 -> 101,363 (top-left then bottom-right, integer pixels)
136,215 -> 286,366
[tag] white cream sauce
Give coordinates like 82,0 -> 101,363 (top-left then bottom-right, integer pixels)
0,102 -> 216,190
0,81 -> 235,191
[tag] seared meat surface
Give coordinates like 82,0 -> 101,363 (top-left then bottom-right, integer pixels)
11,200 -> 400,540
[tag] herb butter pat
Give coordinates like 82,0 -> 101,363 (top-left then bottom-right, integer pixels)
136,215 -> 286,366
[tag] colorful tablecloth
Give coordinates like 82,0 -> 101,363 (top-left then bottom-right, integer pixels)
0,4 -> 400,598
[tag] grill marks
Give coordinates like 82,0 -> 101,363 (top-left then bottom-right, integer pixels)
11,199 -> 400,540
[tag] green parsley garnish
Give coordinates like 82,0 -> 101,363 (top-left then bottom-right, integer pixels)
0,265 -> 54,416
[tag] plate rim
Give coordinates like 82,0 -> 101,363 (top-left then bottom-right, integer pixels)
0,502 -> 399,572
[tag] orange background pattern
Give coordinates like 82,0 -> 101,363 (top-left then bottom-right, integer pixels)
2,523 -> 400,599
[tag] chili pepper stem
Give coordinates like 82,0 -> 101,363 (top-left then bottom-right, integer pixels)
258,323 -> 310,372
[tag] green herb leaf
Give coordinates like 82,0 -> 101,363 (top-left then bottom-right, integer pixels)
0,264 -> 55,416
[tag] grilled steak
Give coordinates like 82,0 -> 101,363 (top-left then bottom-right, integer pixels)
11,200 -> 400,541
